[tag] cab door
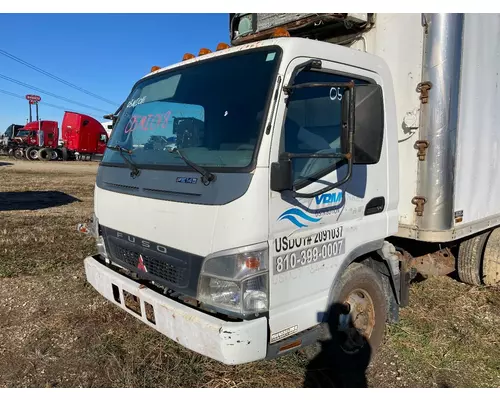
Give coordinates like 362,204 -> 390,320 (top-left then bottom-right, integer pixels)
267,56 -> 391,343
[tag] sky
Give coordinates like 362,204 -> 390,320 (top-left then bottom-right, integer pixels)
0,13 -> 228,130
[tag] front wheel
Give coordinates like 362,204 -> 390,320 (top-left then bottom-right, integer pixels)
13,148 -> 24,159
329,263 -> 387,358
302,263 -> 387,370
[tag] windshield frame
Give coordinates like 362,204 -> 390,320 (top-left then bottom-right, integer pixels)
100,45 -> 283,174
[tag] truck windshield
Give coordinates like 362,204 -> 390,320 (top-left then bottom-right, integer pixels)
16,130 -> 31,137
103,48 -> 281,170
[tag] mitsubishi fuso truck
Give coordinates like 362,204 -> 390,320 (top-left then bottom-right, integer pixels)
79,13 -> 500,366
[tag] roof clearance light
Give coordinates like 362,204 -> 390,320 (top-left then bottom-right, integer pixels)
150,66 -> 161,72
271,28 -> 290,38
183,53 -> 196,61
198,48 -> 212,56
216,42 -> 230,51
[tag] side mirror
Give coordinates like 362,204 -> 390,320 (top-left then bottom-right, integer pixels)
270,157 -> 293,192
342,84 -> 384,164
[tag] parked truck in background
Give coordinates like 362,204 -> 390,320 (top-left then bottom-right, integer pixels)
13,120 -> 59,160
1,123 -> 24,140
7,112 -> 109,161
101,121 -> 112,135
0,123 -> 24,157
80,13 -> 500,366
60,111 -> 109,161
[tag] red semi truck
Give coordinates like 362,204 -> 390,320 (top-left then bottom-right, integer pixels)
60,111 -> 109,161
13,120 -> 59,160
9,112 -> 109,161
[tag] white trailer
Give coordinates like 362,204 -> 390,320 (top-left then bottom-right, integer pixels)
101,121 -> 112,136
80,13 -> 500,366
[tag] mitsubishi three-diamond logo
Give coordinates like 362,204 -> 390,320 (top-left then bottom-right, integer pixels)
137,254 -> 147,272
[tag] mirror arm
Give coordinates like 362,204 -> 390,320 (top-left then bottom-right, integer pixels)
283,59 -> 323,95
292,157 -> 353,198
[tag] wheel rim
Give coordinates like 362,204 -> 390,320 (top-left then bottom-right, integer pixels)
51,151 -> 58,160
30,149 -> 39,159
338,289 -> 375,354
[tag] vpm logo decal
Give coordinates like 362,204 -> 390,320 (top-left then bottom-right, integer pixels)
315,192 -> 343,205
278,192 -> 343,228
277,208 -> 321,228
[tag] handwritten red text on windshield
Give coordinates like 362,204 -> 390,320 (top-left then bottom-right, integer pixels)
124,111 -> 172,134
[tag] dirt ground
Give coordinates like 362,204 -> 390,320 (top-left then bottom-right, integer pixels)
1,158 -> 499,388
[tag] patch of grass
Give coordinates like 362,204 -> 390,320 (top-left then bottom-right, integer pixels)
0,166 -> 96,278
0,213 -> 96,277
383,277 -> 500,387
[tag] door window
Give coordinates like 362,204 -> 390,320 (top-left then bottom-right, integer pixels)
282,70 -> 369,186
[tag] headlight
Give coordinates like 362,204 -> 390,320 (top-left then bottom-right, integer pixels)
198,244 -> 269,316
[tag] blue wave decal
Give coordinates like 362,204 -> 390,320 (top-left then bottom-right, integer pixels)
278,208 -> 321,228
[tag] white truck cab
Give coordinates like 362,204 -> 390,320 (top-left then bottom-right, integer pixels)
81,13 -> 500,366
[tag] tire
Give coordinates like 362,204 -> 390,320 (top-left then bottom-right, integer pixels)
302,263 -> 387,365
483,228 -> 500,287
13,148 -> 24,160
51,149 -> 60,160
38,147 -> 53,161
457,231 -> 490,286
61,147 -> 69,161
26,146 -> 39,161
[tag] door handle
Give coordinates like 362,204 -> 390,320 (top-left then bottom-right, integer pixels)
364,197 -> 385,216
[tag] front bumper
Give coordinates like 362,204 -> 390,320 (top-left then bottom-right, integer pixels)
84,255 -> 268,365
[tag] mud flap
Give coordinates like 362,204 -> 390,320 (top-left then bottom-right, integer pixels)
381,272 -> 399,324
399,255 -> 416,308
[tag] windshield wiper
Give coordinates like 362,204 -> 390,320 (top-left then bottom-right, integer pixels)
106,145 -> 141,178
169,147 -> 216,186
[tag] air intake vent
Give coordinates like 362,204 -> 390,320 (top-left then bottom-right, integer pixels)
104,182 -> 139,191
143,188 -> 200,197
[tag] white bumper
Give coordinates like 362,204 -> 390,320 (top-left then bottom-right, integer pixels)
84,256 -> 268,365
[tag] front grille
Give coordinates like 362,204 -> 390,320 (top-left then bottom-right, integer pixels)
108,241 -> 188,287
